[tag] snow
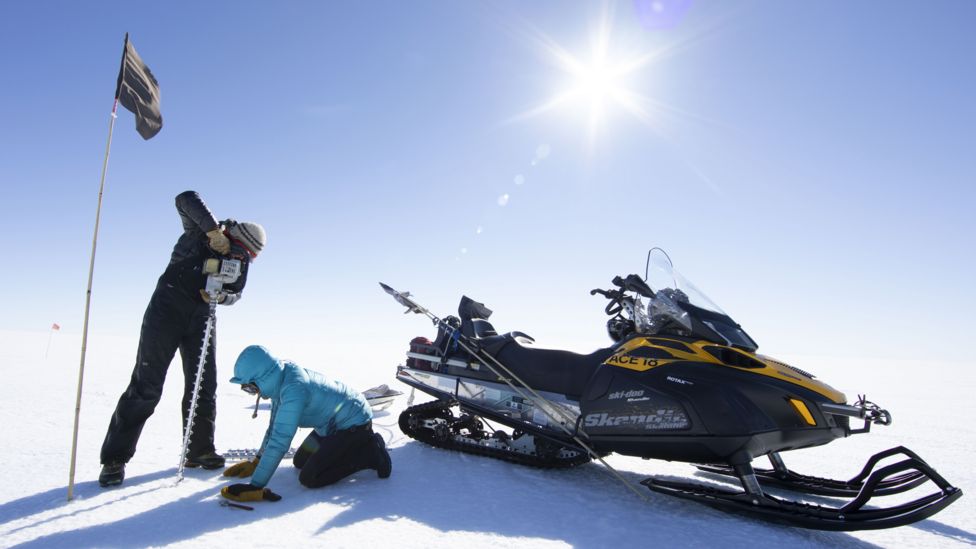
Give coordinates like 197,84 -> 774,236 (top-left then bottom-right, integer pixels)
1,329 -> 973,548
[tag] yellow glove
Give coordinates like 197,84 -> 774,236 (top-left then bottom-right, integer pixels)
199,289 -> 226,304
206,228 -> 230,255
223,458 -> 259,478
221,483 -> 282,502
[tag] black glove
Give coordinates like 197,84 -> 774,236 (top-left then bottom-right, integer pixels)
220,483 -> 282,502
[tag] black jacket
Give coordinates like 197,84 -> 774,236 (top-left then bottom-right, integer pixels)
160,191 -> 250,302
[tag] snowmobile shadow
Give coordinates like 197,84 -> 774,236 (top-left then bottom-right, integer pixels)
0,468 -> 173,531
910,520 -> 976,545
310,442 -> 883,548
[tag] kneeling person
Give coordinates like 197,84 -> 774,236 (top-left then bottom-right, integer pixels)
221,345 -> 391,502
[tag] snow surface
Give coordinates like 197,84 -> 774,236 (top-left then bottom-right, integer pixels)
1,328 -> 973,549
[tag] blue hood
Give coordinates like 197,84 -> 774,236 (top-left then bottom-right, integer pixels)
230,345 -> 284,397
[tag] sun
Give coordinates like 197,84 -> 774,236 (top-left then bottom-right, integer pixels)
563,54 -> 627,128
510,6 -> 659,145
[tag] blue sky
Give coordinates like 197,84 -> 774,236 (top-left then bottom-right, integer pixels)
1,1 -> 974,364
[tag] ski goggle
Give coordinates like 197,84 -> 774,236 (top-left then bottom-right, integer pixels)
240,382 -> 260,395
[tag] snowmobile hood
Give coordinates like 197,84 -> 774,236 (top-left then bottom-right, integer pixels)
230,345 -> 284,397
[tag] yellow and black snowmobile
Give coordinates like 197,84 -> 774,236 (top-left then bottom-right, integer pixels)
380,248 -> 961,530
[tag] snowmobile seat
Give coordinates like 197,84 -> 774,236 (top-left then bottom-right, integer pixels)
486,336 -> 614,399
469,318 -> 497,338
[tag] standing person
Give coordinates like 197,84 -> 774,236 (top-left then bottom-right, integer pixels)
99,190 -> 267,487
220,345 -> 391,503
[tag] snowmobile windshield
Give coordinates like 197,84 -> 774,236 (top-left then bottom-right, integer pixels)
645,248 -> 725,315
642,248 -> 758,351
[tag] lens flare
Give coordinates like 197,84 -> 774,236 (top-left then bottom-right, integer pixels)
508,4 -> 661,147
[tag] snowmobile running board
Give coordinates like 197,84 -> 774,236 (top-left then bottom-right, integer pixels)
644,455 -> 962,531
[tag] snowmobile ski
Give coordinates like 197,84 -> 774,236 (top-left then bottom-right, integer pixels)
643,455 -> 962,531
695,446 -> 930,497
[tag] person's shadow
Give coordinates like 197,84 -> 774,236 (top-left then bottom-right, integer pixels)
5,467 -> 317,548
1,469 -> 173,535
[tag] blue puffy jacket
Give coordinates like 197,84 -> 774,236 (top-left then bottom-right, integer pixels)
230,345 -> 373,488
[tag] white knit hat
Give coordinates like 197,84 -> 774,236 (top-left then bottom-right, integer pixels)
227,221 -> 266,257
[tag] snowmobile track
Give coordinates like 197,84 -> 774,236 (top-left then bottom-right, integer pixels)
399,399 -> 591,469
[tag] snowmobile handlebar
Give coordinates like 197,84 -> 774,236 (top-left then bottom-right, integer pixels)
611,274 -> 655,298
594,274 -> 654,316
590,287 -> 626,315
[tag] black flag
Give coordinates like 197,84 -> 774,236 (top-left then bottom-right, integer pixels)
114,34 -> 162,140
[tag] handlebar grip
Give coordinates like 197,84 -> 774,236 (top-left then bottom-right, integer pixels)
616,274 -> 655,298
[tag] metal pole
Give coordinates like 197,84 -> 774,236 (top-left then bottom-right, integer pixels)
45,327 -> 54,359
67,102 -> 119,501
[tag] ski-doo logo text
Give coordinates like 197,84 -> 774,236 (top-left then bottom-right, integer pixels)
583,409 -> 689,430
608,390 -> 645,400
606,353 -> 659,369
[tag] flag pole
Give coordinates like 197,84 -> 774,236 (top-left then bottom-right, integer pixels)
67,34 -> 128,502
45,325 -> 56,359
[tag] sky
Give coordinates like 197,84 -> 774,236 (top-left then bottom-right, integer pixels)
1,0 -> 974,368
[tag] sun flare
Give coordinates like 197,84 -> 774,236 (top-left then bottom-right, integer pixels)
511,6 -> 660,146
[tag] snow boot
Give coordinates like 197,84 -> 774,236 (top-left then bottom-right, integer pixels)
99,461 -> 125,487
184,451 -> 226,470
371,433 -> 392,479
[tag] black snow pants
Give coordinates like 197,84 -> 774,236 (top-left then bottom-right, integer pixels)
292,422 -> 376,488
100,281 -> 217,464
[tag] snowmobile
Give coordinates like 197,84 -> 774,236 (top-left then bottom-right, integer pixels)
380,248 -> 961,531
